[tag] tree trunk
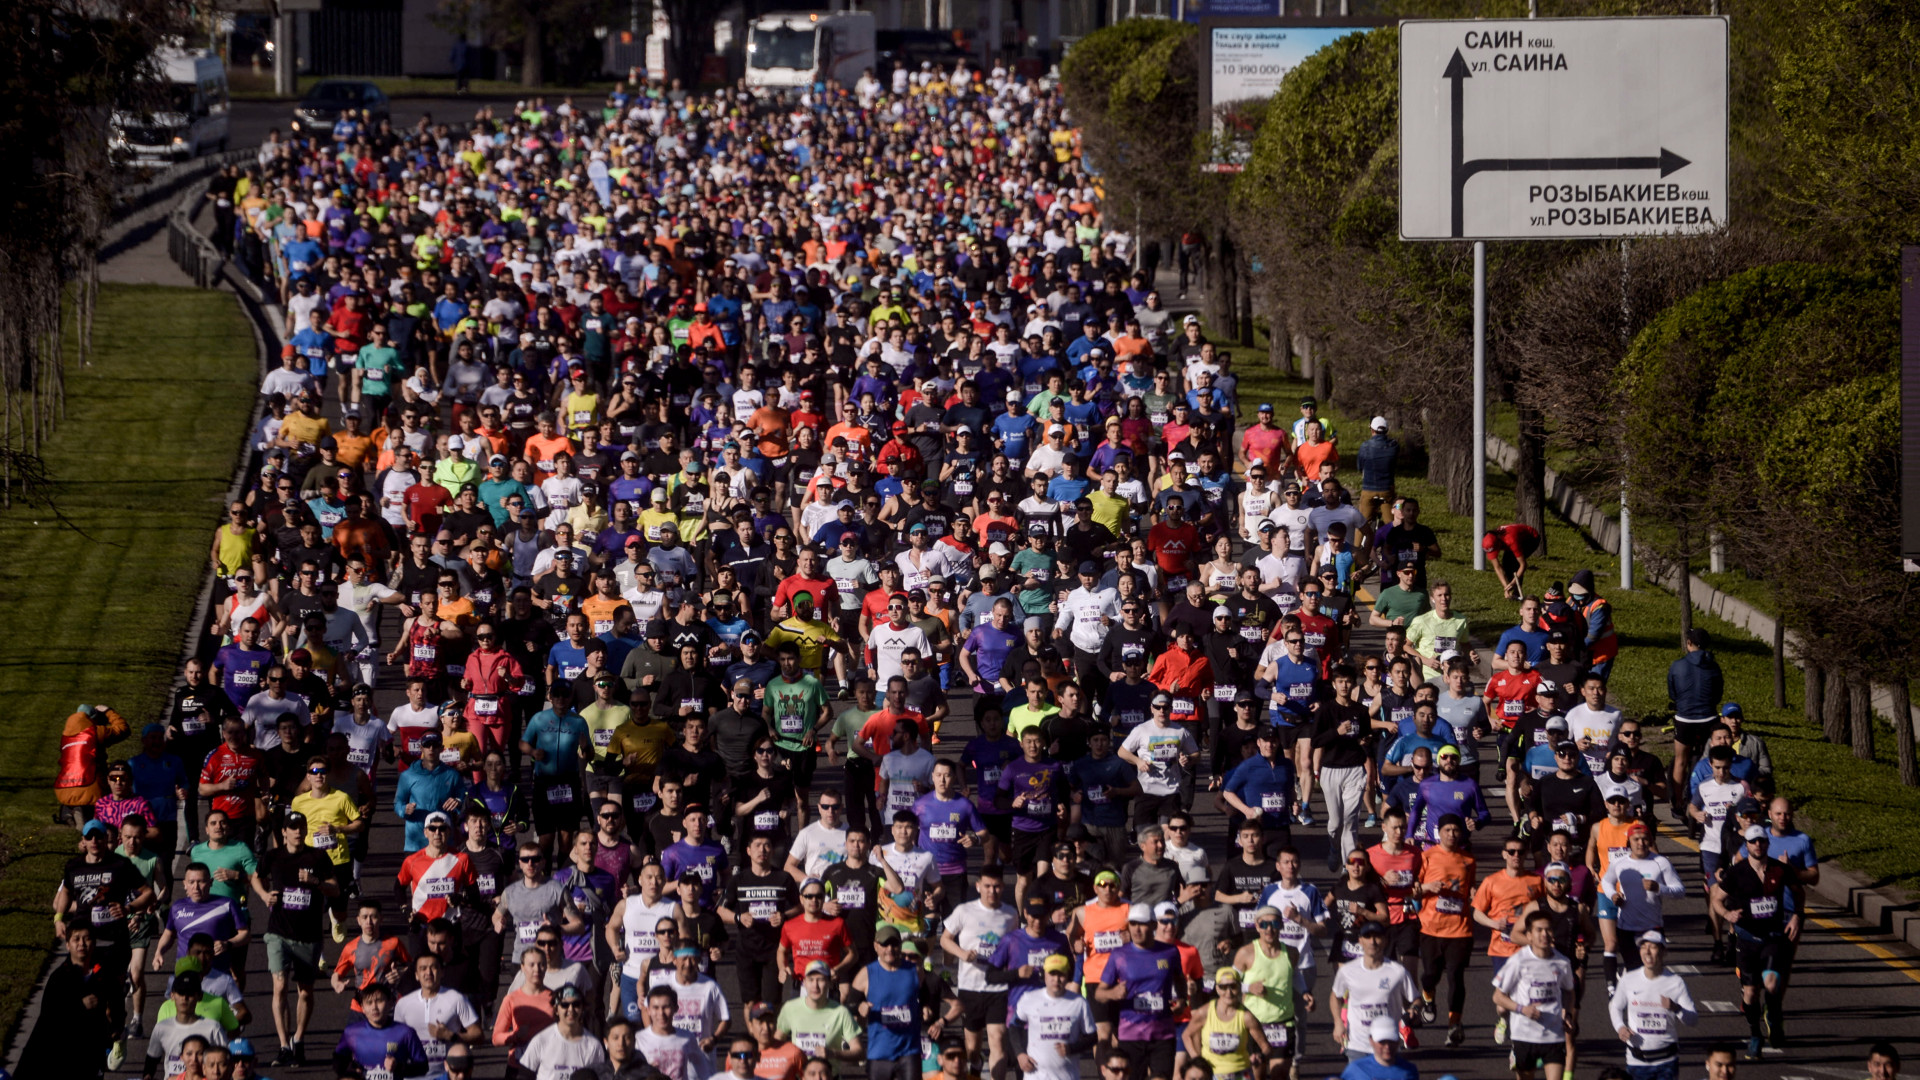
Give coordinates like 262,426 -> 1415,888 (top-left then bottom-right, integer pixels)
1205,232 -> 1234,332
1849,672 -> 1875,760
1267,313 -> 1292,372
1803,663 -> 1823,727
522,17 -> 545,86
1675,533 -> 1693,645
1424,408 -> 1475,516
1892,678 -> 1916,787
1821,666 -> 1849,745
1513,403 -> 1548,557
1295,333 -> 1314,382
1237,254 -> 1255,346
1312,350 -> 1331,404
1772,619 -> 1787,709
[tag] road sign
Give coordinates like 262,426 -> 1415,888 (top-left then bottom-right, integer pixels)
1399,17 -> 1728,241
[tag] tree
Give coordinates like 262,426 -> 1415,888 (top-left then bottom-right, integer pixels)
438,0 -> 617,86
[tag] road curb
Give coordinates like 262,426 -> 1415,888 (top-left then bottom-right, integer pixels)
1803,861 -> 1920,953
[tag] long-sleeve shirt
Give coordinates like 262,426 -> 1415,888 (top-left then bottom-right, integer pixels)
1598,854 -> 1686,932
392,762 -> 470,853
1607,966 -> 1697,1064
491,985 -> 555,1059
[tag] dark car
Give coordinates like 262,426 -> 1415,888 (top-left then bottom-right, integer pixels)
290,80 -> 390,136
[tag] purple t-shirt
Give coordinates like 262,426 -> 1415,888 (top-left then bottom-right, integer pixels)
996,758 -> 1066,834
164,895 -> 248,968
214,644 -> 273,707
913,792 -> 986,874
1099,941 -> 1184,1041
336,1017 -> 427,1075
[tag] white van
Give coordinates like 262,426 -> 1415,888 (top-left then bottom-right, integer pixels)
745,11 -> 876,94
111,49 -> 230,164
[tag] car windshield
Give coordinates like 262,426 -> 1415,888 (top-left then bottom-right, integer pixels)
749,25 -> 815,71
307,83 -> 366,105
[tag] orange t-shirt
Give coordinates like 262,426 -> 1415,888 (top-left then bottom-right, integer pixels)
580,594 -> 628,636
755,1041 -> 806,1080
750,405 -> 793,459
523,433 -> 576,480
333,431 -> 376,468
1471,871 -> 1542,957
1416,847 -> 1477,939
1292,440 -> 1339,482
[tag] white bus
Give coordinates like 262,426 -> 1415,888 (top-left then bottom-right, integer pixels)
111,49 -> 230,165
745,11 -> 876,94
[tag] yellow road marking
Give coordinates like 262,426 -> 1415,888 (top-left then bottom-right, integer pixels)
1655,821 -> 1920,983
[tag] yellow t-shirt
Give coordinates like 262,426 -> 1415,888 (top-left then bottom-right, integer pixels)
608,718 -> 675,778
280,412 -> 331,451
766,618 -> 841,675
289,787 -> 361,866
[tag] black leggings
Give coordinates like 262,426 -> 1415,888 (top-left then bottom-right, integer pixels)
1419,934 -> 1473,1019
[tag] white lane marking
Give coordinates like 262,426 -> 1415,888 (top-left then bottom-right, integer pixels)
1697,1000 -> 1739,1013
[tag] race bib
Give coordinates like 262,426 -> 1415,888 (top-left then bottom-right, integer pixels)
1435,636 -> 1457,653
1085,786 -> 1108,805
930,824 -> 958,842
472,696 -> 500,716
1748,896 -> 1779,918
1238,908 -> 1258,929
348,748 -> 372,766
233,671 -> 259,687
182,718 -> 207,735
1093,931 -> 1124,951
754,811 -> 780,831
283,886 -> 313,910
424,878 -> 455,897
1214,685 -> 1237,701
1302,631 -> 1326,648
439,750 -> 462,765
749,901 -> 778,920
1504,700 -> 1525,717
1261,792 -> 1288,813
837,884 -> 867,909
630,791 -> 659,814
1130,991 -> 1164,1013
1171,699 -> 1196,718
680,697 -> 702,712
779,713 -> 805,736
887,782 -> 916,810
1287,683 -> 1314,701
795,1031 -> 828,1054
1631,1004 -> 1670,1037
478,874 -> 496,895
546,784 -> 574,804
593,728 -> 614,748
880,1004 -> 913,1024
1262,1023 -> 1290,1049
1209,1030 -> 1241,1054
311,831 -> 336,849
412,643 -> 437,662
1432,896 -> 1463,915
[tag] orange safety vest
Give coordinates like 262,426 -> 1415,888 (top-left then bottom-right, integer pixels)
1579,597 -> 1618,663
56,728 -> 100,790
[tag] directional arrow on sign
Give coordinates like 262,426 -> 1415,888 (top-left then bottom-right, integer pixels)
1444,48 -> 1693,237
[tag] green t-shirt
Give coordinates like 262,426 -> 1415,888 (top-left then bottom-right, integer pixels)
188,840 -> 258,901
580,701 -> 632,767
1008,702 -> 1059,740
354,344 -> 404,397
776,996 -> 862,1056
832,706 -> 879,751
766,675 -> 830,751
1372,585 -> 1430,626
1405,610 -> 1469,678
1010,548 -> 1057,615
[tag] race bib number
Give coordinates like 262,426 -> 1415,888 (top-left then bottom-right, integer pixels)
749,901 -> 778,920
1214,685 -> 1237,701
1504,700 -> 1525,718
412,643 -> 437,662
348,748 -> 372,766
439,750 -> 462,765
779,713 -> 805,736
1093,931 -> 1124,952
1085,786 -> 1108,805
837,884 -> 867,909
546,784 -> 574,804
311,831 -> 336,849
1171,699 -> 1196,718
283,886 -> 313,910
680,697 -> 702,712
754,811 -> 780,831
795,1031 -> 828,1054
929,824 -> 958,842
1302,631 -> 1326,648
1130,991 -> 1164,1013
1209,1030 -> 1241,1054
630,791 -> 658,814
90,905 -> 114,925
593,728 -> 614,748
887,782 -> 916,811
424,878 -> 455,898
182,718 -> 207,735
1262,1023 -> 1290,1049
233,671 -> 259,687
1239,908 -> 1259,929
472,696 -> 500,716
478,874 -> 496,895
1432,896 -> 1463,915
1631,1004 -> 1670,1037
1435,636 -> 1457,653
880,1005 -> 913,1024
1287,683 -> 1314,701
1748,896 -> 1779,918
1261,793 -> 1288,813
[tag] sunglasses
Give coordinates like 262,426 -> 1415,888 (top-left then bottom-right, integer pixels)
308,767 -> 327,775
519,855 -> 544,863
801,892 -> 824,900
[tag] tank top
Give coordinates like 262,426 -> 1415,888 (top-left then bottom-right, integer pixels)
1199,1003 -> 1254,1077
510,530 -> 546,580
620,896 -> 678,980
406,620 -> 444,679
1591,818 -> 1636,877
216,526 -> 254,576
1541,897 -> 1585,959
1241,940 -> 1296,1025
864,960 -> 920,1061
1081,902 -> 1131,982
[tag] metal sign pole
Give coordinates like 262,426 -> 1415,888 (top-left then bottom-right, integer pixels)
1473,240 -> 1487,570
1620,237 -> 1635,589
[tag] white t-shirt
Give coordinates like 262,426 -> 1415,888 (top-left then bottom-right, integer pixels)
1056,587 -> 1120,653
1265,504 -> 1313,551
387,703 -> 440,758
879,843 -> 936,893
1691,777 -> 1747,854
517,1024 -> 610,1080
620,896 -> 680,979
1166,842 -> 1208,885
1598,854 -> 1684,933
880,748 -> 937,816
339,715 -> 392,774
394,987 -> 480,1068
1565,704 -> 1621,775
1120,721 -> 1197,796
668,974 -> 731,1041
1330,958 -> 1419,1055
1490,948 -> 1575,1043
869,622 -> 932,687
636,1028 -> 711,1080
944,899 -> 1017,991
1256,881 -> 1327,970
1607,966 -> 1697,1065
149,1016 -> 228,1079
1013,989 -> 1096,1080
788,821 -> 849,879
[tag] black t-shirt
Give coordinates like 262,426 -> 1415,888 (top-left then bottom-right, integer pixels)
1329,879 -> 1389,961
1312,700 -> 1372,769
1718,856 -> 1792,937
62,853 -> 145,948
1529,773 -> 1606,845
262,844 -> 335,941
660,744 -> 728,809
724,868 -> 798,960
1213,855 -> 1279,930
1033,866 -> 1095,914
1534,662 -> 1585,714
823,861 -> 889,943
463,845 -> 508,932
729,770 -> 797,835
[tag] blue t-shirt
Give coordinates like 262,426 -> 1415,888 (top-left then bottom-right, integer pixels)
986,926 -> 1072,1022
289,326 -> 333,378
913,792 -> 986,874
992,412 -> 1039,462
522,709 -> 589,778
963,735 -> 1022,814
1495,625 -> 1551,666
547,641 -> 590,683
1343,1055 -> 1419,1080
963,625 -> 1020,687
1068,755 -> 1138,829
661,839 -> 728,907
336,1018 -> 427,1076
1224,754 -> 1296,830
128,751 -> 187,820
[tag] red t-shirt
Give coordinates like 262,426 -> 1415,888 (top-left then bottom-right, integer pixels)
1148,521 -> 1201,577
755,1042 -> 807,1080
774,573 -> 840,615
199,745 -> 265,820
1484,669 -> 1543,730
778,915 -> 851,969
1482,524 -> 1541,558
404,482 -> 453,535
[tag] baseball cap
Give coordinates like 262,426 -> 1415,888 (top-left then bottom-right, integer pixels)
1024,894 -> 1054,916
988,542 -> 1012,556
1042,953 -> 1073,975
1213,605 -> 1233,620
1368,1015 -> 1400,1043
1721,702 -> 1744,718
874,924 -> 903,945
281,810 -> 308,830
804,960 -> 832,977
1126,903 -> 1154,924
1743,824 -> 1769,842
1370,416 -> 1389,431
749,1001 -> 779,1021
1152,901 -> 1179,921
1545,716 -> 1569,731
423,811 -> 450,827
1078,560 -> 1100,575
80,819 -> 111,838
228,1037 -> 257,1058
1638,930 -> 1668,946
1543,861 -> 1572,880
1734,796 -> 1763,816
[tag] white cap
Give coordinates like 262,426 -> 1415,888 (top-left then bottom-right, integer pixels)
1182,314 -> 1200,325
1637,929 -> 1668,946
988,542 -> 1012,557
1370,415 -> 1389,431
1126,903 -> 1154,924
1743,824 -> 1768,842
1368,1016 -> 1400,1043
446,434 -> 465,451
1213,605 -> 1234,620
1152,901 -> 1179,921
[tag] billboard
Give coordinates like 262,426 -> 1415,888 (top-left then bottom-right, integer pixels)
1199,18 -> 1385,172
1399,17 -> 1729,240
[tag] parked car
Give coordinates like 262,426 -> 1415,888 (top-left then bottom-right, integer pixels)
290,80 -> 390,136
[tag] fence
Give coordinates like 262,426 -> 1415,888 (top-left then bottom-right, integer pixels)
164,175 -> 229,288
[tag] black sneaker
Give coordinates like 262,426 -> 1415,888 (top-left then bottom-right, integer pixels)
274,1047 -> 295,1067
293,1041 -> 307,1067
1447,1024 -> 1466,1048
1709,941 -> 1725,965
1418,999 -> 1436,1026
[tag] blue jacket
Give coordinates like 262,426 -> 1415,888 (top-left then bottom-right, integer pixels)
1355,434 -> 1400,491
392,760 -> 469,853
1667,649 -> 1724,719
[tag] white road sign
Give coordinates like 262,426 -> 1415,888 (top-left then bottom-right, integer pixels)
1398,17 -> 1728,240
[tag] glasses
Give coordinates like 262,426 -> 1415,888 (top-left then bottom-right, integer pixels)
731,1052 -> 758,1061
754,747 -> 774,755
1151,703 -> 1167,711
556,1001 -> 585,1011
1504,849 -> 1525,857
1165,824 -> 1189,832
801,892 -> 824,900
424,825 -> 448,832
519,855 -> 544,863
1257,920 -> 1278,929
818,802 -> 840,812
308,766 -> 327,775
598,811 -> 621,820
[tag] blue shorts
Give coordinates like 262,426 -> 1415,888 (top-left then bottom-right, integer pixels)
1700,849 -> 1723,882
1597,893 -> 1618,921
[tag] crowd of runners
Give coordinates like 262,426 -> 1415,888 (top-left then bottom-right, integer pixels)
33,57 -> 1845,1080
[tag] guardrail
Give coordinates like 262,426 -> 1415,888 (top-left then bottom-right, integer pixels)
100,148 -> 252,259
165,179 -> 227,287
